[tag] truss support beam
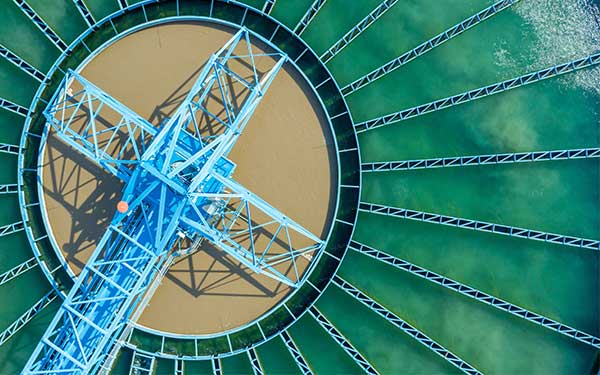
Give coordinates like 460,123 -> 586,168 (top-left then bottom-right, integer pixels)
280,331 -> 313,375
129,351 -> 155,375
0,44 -> 45,82
355,52 -> 600,132
349,240 -> 600,348
321,0 -> 398,63
0,257 -> 38,286
359,202 -> 600,251
212,358 -> 222,375
0,221 -> 25,237
308,306 -> 380,375
0,98 -> 28,117
247,348 -> 264,375
72,0 -> 95,27
117,0 -> 128,10
174,359 -> 184,375
12,0 -> 68,52
342,0 -> 519,95
0,290 -> 57,346
333,275 -> 482,375
262,0 -> 277,14
294,0 -> 327,35
0,184 -> 18,194
0,143 -> 20,155
362,147 -> 600,172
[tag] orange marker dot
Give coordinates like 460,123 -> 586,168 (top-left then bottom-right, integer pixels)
117,200 -> 129,213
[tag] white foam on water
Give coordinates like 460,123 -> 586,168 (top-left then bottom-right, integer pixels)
507,0 -> 600,95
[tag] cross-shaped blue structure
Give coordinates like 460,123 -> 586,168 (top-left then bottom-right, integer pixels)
23,28 -> 325,374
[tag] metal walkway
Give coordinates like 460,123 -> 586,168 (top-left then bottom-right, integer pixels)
0,291 -> 57,346
280,331 -> 312,375
355,52 -> 600,132
320,0 -> 398,63
342,0 -> 520,95
349,240 -> 600,348
359,202 -> 600,251
308,306 -> 380,375
362,147 -> 600,172
0,98 -> 29,117
0,44 -> 45,82
294,0 -> 327,35
12,0 -> 68,51
0,257 -> 38,286
333,275 -> 481,375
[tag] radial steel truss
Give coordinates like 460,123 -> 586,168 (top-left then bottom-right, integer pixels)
0,98 -> 28,116
12,0 -> 67,51
349,240 -> 600,348
341,0 -> 520,95
0,184 -> 19,194
308,306 -> 380,375
0,143 -> 20,155
320,0 -> 398,63
71,0 -> 95,27
0,257 -> 38,286
355,52 -> 600,132
262,0 -> 277,15
247,348 -> 264,375
294,0 -> 327,35
0,291 -> 57,346
23,28 -> 325,374
359,202 -> 600,251
0,221 -> 24,237
280,331 -> 312,375
362,147 -> 600,172
128,351 -> 154,375
332,275 -> 482,375
0,44 -> 45,82
212,358 -> 222,375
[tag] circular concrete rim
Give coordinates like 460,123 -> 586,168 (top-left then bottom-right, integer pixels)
17,0 -> 361,359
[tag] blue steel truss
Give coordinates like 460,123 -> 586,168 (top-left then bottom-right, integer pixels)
23,28 -> 326,374
355,52 -> 600,132
294,0 -> 327,35
0,257 -> 38,286
174,359 -> 184,375
262,0 -> 277,15
341,0 -> 520,95
308,306 -> 380,375
360,202 -> 600,251
72,0 -> 96,27
0,291 -> 57,346
0,44 -> 45,82
0,183 -> 19,194
332,276 -> 482,375
247,348 -> 264,375
280,331 -> 312,375
320,0 -> 398,63
362,147 -> 600,172
0,221 -> 24,237
0,98 -> 29,117
12,0 -> 68,52
0,143 -> 20,155
128,351 -> 154,375
212,358 -> 222,375
349,241 -> 600,348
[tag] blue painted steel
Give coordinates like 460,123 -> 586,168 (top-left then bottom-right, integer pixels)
23,28 -> 326,374
320,0 -> 398,63
0,291 -> 57,346
0,98 -> 29,117
333,275 -> 481,375
0,221 -> 24,237
362,147 -> 600,172
308,306 -> 379,375
0,184 -> 19,194
12,0 -> 68,51
359,202 -> 600,251
349,240 -> 600,348
0,257 -> 38,286
294,0 -> 327,35
247,348 -> 264,375
0,143 -> 20,155
71,0 -> 96,27
280,331 -> 312,375
0,44 -> 45,82
212,358 -> 222,375
341,0 -> 520,95
355,52 -> 600,132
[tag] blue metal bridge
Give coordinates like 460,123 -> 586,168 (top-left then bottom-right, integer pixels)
22,28 -> 324,374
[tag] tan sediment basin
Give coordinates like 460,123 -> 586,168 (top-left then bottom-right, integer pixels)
40,22 -> 337,335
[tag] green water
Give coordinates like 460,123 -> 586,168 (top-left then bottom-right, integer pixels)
0,0 -> 598,373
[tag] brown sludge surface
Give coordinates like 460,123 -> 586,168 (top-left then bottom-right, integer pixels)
41,22 -> 337,334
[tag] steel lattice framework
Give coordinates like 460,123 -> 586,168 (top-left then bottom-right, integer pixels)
22,28 -> 325,374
